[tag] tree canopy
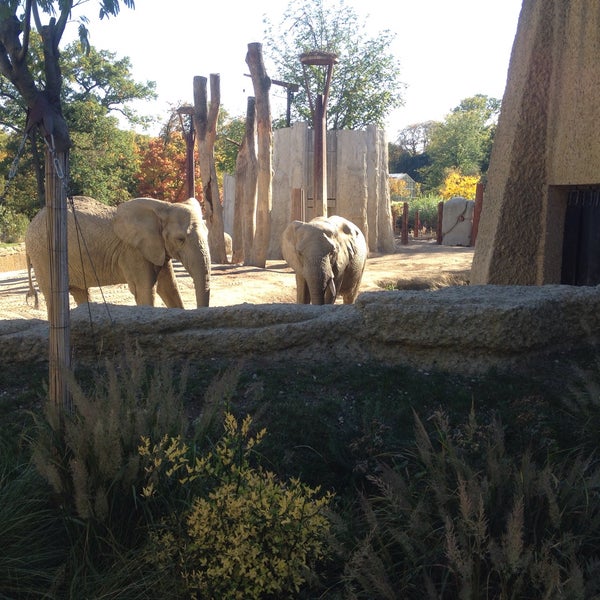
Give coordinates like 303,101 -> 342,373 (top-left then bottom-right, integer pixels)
264,0 -> 404,130
0,0 -> 133,145
391,94 -> 500,193
0,38 -> 156,215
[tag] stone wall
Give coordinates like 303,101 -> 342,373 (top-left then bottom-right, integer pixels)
4,285 -> 600,374
471,0 -> 600,285
222,122 -> 395,260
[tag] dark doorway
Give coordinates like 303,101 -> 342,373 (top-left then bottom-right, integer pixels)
561,188 -> 600,285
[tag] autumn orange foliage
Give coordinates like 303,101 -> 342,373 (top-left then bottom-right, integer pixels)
389,177 -> 411,199
136,132 -> 202,202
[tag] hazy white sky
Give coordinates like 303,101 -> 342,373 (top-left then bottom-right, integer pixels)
67,0 -> 523,139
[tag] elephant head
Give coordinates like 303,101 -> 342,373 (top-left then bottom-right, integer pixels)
282,215 -> 367,305
113,197 -> 211,307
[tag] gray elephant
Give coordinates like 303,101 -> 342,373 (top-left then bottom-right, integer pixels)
26,196 -> 210,313
282,215 -> 367,305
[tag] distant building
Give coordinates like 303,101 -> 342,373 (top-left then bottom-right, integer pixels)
389,173 -> 417,200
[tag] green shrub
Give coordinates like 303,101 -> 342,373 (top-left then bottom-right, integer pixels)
343,407 -> 600,599
391,194 -> 442,233
0,205 -> 29,243
140,412 -> 334,599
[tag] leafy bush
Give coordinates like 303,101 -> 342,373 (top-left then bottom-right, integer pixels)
439,169 -> 479,200
343,407 -> 600,599
140,412 -> 334,599
392,194 -> 442,233
0,205 -> 29,243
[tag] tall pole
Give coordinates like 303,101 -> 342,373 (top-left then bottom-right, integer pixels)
313,94 -> 327,217
300,51 -> 338,219
45,145 -> 72,414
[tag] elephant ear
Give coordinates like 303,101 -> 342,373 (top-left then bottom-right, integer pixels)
339,220 -> 359,259
113,198 -> 169,266
282,220 -> 304,264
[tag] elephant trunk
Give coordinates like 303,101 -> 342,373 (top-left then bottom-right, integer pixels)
307,258 -> 336,305
192,268 -> 210,307
178,228 -> 211,308
187,253 -> 210,307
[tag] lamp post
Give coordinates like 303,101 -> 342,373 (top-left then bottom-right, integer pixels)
177,105 -> 196,199
300,51 -> 338,218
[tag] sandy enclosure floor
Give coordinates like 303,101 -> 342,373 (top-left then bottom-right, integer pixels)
0,239 -> 474,320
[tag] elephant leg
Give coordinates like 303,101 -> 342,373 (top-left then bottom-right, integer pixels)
157,261 -> 184,308
123,264 -> 158,306
69,286 -> 91,305
341,272 -> 365,303
127,284 -> 155,305
295,273 -> 310,304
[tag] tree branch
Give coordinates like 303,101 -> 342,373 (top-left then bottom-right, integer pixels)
18,0 -> 32,63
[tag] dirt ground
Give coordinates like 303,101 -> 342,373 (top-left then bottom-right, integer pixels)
0,238 -> 474,320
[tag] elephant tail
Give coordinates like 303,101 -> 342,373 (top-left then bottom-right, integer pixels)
25,253 -> 39,310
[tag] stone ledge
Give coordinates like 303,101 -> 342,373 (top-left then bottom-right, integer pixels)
3,285 -> 600,374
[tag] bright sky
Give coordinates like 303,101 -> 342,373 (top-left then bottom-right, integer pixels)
67,0 -> 523,140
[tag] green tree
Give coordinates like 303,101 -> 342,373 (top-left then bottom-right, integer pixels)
0,39 -> 155,215
264,0 -> 404,130
390,120 -> 436,183
215,112 -> 245,176
68,101 -> 140,204
0,0 -> 137,209
396,121 -> 436,155
421,94 -> 500,192
60,43 -> 156,129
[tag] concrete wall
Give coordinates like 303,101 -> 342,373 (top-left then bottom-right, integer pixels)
223,122 -> 395,260
6,284 -> 600,375
471,0 -> 600,285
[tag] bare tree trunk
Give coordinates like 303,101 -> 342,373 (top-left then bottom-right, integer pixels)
232,97 -> 257,265
245,43 -> 272,268
193,74 -> 228,264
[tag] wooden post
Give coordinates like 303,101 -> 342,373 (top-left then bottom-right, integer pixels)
193,74 -> 228,264
401,202 -> 409,245
300,51 -> 337,220
185,134 -> 195,199
313,94 -> 327,217
46,148 -> 72,413
291,188 -> 305,221
437,201 -> 444,244
246,43 -> 273,268
471,182 -> 484,246
414,210 -> 420,238
232,97 -> 257,265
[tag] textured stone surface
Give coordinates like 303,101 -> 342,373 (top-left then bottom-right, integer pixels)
3,285 -> 600,374
441,197 -> 474,246
471,1 -> 600,285
0,244 -> 26,272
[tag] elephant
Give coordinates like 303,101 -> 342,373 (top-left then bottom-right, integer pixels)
25,196 -> 211,314
281,215 -> 368,305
